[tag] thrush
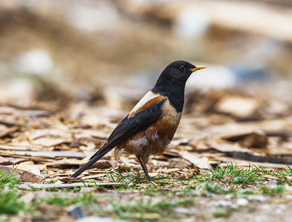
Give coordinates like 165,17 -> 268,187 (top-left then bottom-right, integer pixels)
71,60 -> 206,183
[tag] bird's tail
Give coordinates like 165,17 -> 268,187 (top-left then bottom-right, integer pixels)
71,144 -> 113,178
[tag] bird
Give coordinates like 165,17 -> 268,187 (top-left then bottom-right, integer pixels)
71,60 -> 206,183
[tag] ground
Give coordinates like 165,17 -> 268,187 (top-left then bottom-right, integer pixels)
1,92 -> 292,221
1,1 -> 292,221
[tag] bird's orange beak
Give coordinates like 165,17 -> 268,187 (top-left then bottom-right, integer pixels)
190,66 -> 206,72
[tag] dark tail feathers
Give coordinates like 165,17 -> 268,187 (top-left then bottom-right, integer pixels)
71,146 -> 113,178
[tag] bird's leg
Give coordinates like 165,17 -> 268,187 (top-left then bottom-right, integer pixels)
136,154 -> 151,184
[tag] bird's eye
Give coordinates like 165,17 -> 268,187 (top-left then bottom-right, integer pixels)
180,65 -> 186,71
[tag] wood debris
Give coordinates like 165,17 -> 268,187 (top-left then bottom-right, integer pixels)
0,85 -> 291,185
19,182 -> 121,190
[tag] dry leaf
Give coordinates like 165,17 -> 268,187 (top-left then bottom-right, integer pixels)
215,95 -> 259,119
0,125 -> 18,137
179,151 -> 211,169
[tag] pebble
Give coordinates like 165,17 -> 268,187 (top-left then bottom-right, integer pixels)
237,198 -> 249,206
174,207 -> 191,214
224,194 -> 233,199
67,204 -> 84,219
264,179 -> 278,189
180,138 -> 189,145
80,187 -> 95,193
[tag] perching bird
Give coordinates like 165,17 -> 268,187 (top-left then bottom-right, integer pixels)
71,60 -> 206,183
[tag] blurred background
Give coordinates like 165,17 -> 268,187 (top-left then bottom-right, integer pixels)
1,0 -> 292,121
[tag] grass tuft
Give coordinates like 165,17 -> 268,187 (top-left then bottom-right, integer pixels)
259,185 -> 285,195
40,193 -> 97,207
0,190 -> 26,215
110,197 -> 197,220
213,208 -> 233,218
0,168 -> 21,189
194,163 -> 266,185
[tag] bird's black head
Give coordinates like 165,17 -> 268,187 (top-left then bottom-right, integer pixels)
152,60 -> 206,112
154,60 -> 206,88
153,60 -> 206,91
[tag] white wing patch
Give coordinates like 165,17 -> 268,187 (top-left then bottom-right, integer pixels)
129,91 -> 160,116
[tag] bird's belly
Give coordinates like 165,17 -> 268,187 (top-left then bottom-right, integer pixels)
147,99 -> 182,155
117,116 -> 181,156
116,131 -> 170,156
146,116 -> 180,155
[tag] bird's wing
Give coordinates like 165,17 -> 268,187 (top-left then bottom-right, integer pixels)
90,94 -> 167,159
71,93 -> 167,177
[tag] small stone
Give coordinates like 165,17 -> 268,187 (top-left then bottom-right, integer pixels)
264,179 -> 277,189
67,204 -> 84,219
170,140 -> 180,146
225,194 -> 233,199
174,207 -> 190,214
237,198 -> 248,206
180,138 -> 189,145
80,187 -> 96,193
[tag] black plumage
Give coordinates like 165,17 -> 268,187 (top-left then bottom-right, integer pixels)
71,60 -> 206,182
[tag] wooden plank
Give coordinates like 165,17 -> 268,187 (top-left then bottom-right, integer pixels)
19,182 -> 121,190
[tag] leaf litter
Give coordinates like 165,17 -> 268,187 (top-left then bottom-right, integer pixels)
0,86 -> 292,221
1,0 -> 292,220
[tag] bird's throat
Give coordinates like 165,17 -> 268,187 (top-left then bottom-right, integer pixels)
152,79 -> 185,113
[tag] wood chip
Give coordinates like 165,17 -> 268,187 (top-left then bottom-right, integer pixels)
18,182 -> 121,190
0,125 -> 18,137
31,137 -> 71,147
241,131 -> 268,148
19,192 -> 36,203
0,156 -> 13,165
210,142 -> 251,153
215,95 -> 259,119
179,151 -> 211,169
